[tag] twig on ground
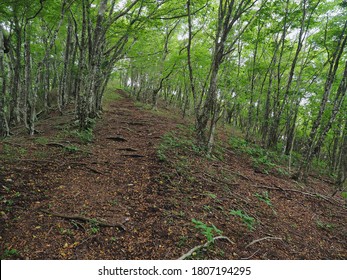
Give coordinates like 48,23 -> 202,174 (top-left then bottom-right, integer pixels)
256,184 -> 345,208
241,249 -> 260,260
40,209 -> 126,231
46,142 -> 67,148
178,236 -> 234,260
246,236 -> 283,248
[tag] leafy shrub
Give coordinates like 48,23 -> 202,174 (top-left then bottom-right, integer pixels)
192,219 -> 222,242
229,209 -> 255,231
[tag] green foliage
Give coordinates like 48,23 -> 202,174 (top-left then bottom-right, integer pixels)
88,218 -> 100,235
203,205 -> 212,212
64,145 -> 80,153
341,192 -> 347,199
157,130 -> 201,162
2,144 -> 27,159
229,136 -> 290,175
1,248 -> 19,259
252,155 -> 276,174
110,198 -> 118,206
34,137 -> 50,145
73,128 -> 94,144
254,191 -> 273,207
109,237 -> 117,243
229,210 -> 255,231
102,80 -> 123,106
59,228 -> 74,236
191,219 -> 222,242
204,191 -> 217,199
316,220 -> 335,231
177,236 -> 188,248
89,226 -> 100,235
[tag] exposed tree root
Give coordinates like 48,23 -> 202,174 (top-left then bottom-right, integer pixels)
121,154 -> 145,158
40,209 -> 126,231
178,236 -> 234,260
117,148 -> 138,152
256,184 -> 345,208
246,236 -> 283,248
241,249 -> 260,260
106,136 -> 127,142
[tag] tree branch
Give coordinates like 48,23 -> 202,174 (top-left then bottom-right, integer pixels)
178,236 -> 234,260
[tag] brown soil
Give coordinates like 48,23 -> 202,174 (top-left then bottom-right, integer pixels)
1,90 -> 346,260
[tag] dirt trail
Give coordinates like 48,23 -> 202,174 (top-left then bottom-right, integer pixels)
0,91 -> 181,259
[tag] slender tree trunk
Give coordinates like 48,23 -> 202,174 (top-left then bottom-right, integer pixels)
0,27 -> 10,136
24,24 -> 36,135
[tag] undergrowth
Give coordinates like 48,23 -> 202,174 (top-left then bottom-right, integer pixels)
157,125 -> 202,162
229,136 -> 291,176
192,219 -> 222,242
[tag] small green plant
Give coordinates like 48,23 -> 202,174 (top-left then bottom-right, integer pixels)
204,191 -> 217,199
203,205 -> 213,212
59,228 -> 74,236
156,130 -> 202,162
5,199 -> 14,206
277,167 -> 290,176
2,144 -> 27,159
88,218 -> 100,234
192,219 -> 222,242
75,128 -> 94,144
64,145 -> 80,153
157,149 -> 167,162
177,236 -> 188,248
252,155 -> 276,174
89,226 -> 100,234
229,210 -> 255,231
254,191 -> 273,207
63,123 -> 95,144
35,137 -> 50,145
110,198 -> 118,206
218,249 -> 225,257
316,220 -> 335,230
2,248 -> 19,259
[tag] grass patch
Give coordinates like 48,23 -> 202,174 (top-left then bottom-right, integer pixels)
34,136 -> 50,145
1,144 -> 27,160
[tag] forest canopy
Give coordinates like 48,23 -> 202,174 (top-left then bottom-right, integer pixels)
0,0 -> 346,183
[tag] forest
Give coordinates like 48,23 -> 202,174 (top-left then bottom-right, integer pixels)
0,0 -> 347,260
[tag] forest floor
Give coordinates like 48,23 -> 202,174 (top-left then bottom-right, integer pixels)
0,89 -> 346,260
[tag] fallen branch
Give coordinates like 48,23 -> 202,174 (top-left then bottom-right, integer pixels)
83,166 -> 104,175
241,249 -> 260,260
236,172 -> 251,181
195,173 -> 249,204
106,136 -> 127,142
178,236 -> 234,260
46,142 -> 67,148
256,184 -> 345,208
40,209 -> 126,231
121,154 -> 145,158
246,236 -> 283,248
128,121 -> 146,126
117,148 -> 138,152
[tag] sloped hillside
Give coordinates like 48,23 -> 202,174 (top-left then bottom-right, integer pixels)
0,90 -> 346,260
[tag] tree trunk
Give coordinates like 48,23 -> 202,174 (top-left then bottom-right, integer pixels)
0,27 -> 10,136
